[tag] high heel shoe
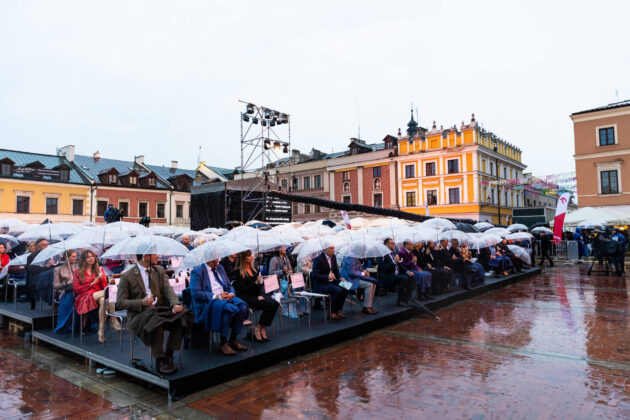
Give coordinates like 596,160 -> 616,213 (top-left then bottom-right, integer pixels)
98,333 -> 105,343
252,327 -> 265,343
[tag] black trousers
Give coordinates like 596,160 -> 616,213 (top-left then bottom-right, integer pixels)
426,268 -> 448,294
539,252 -> 553,266
393,274 -> 414,302
244,296 -> 280,326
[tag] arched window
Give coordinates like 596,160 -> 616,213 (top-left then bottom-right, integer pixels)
373,178 -> 381,190
343,181 -> 350,193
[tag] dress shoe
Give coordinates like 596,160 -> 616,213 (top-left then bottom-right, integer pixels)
396,300 -> 410,307
157,358 -> 176,374
362,307 -> 379,315
219,343 -> 237,355
230,340 -> 248,352
336,312 -> 347,319
330,313 -> 343,320
464,285 -> 473,290
423,292 -> 433,300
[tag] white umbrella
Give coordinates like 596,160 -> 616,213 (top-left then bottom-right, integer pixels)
101,235 -> 190,261
507,223 -> 528,232
531,226 -> 553,234
437,230 -> 471,244
484,227 -> 511,237
0,252 -> 30,279
193,234 -> 219,247
0,218 -> 28,230
577,220 -> 607,229
70,226 -> 131,252
18,222 -> 82,242
220,226 -> 289,253
293,236 -> 343,262
141,225 -> 179,237
104,221 -> 147,236
508,244 -> 532,266
470,234 -> 502,250
31,238 -> 98,266
421,218 -> 456,230
336,237 -> 391,259
179,239 -> 249,270
201,227 -> 228,236
0,234 -> 19,249
172,230 -> 208,241
270,225 -> 304,244
298,224 -> 333,239
506,232 -> 534,241
474,221 -> 494,232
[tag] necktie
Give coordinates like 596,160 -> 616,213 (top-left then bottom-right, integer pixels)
212,268 -> 227,292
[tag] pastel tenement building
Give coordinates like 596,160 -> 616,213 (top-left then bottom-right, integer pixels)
396,112 -> 526,224
571,100 -> 630,208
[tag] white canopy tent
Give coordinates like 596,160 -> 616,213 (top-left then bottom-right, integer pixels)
562,205 -> 630,227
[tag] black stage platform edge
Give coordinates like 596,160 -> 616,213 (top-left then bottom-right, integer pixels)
0,301 -> 54,330
32,267 -> 541,399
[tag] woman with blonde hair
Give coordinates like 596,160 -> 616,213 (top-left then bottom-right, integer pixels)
232,250 -> 279,342
73,250 -> 119,342
26,241 -> 36,254
53,249 -> 78,333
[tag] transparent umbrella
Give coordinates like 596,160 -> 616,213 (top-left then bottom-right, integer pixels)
484,227 -> 511,237
201,227 -> 228,236
421,218 -> 456,230
31,238 -> 98,266
0,252 -> 30,279
193,234 -> 219,247
438,230 -> 471,244
101,235 -> 190,261
0,234 -> 20,250
293,236 -> 343,262
70,226 -> 131,253
298,224 -> 333,239
577,220 -> 607,230
474,221 -> 494,232
142,225 -> 180,237
470,234 -> 503,250
17,222 -> 82,242
0,218 -> 28,234
270,225 -> 304,244
104,221 -> 147,236
172,230 -> 209,241
508,244 -> 532,265
531,226 -> 553,234
507,223 -> 528,232
179,239 -> 250,270
506,232 -> 534,241
336,237 -> 391,259
220,226 -> 290,253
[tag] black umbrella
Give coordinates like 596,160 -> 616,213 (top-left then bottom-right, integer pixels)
410,300 -> 440,320
224,221 -> 243,230
455,222 -> 479,233
529,222 -> 550,230
321,220 -> 336,228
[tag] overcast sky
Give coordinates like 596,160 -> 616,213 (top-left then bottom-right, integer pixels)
1,1 -> 628,176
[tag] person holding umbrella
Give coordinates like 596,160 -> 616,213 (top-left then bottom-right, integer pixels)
538,232 -> 554,267
117,253 -> 187,374
311,245 -> 348,320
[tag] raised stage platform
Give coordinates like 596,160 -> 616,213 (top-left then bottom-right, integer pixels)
0,300 -> 54,330
31,268 -> 541,399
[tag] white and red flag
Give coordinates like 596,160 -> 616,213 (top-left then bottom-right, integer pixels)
341,210 -> 351,229
553,193 -> 571,244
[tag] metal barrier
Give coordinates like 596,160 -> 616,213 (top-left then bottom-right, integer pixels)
534,240 -> 578,260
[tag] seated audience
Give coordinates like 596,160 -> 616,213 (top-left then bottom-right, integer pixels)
460,244 -> 485,286
398,241 -> 432,300
414,241 -> 448,295
0,243 -> 9,268
429,240 -> 457,290
26,238 -> 49,310
489,243 -> 513,276
53,249 -> 78,334
189,257 -> 249,355
268,246 -> 293,279
311,245 -> 348,320
219,254 -> 238,280
340,254 -> 379,314
181,235 -> 194,251
499,238 -> 523,272
377,238 -> 414,306
117,254 -> 187,373
449,239 -> 470,289
232,250 -> 279,342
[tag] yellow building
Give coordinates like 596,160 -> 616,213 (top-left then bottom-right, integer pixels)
396,113 -> 526,224
0,148 -> 91,223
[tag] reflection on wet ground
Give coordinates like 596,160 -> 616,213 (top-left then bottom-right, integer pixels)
1,265 -> 630,419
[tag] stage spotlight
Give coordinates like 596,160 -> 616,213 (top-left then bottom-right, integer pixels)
264,139 -> 271,150
270,121 -> 276,127
282,144 -> 289,153
242,114 -> 250,122
252,117 -> 258,124
273,141 -> 281,151
262,120 -> 267,127
246,103 -> 255,114
280,113 -> 289,124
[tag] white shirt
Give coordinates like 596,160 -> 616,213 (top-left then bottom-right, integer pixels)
136,263 -> 151,297
205,264 -> 227,300
326,255 -> 332,269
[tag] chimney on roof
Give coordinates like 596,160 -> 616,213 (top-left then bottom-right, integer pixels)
92,151 -> 101,162
135,155 -> 144,165
58,145 -> 75,162
291,149 -> 301,164
171,160 -> 178,170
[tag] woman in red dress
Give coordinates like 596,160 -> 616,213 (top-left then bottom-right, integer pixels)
73,250 -> 109,342
0,243 -> 9,268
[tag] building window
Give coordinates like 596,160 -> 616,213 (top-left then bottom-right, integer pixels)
292,203 -> 299,215
504,167 -> 507,179
281,179 -> 288,189
600,170 -> 619,194
425,162 -> 436,176
45,198 -> 58,214
304,204 -> 311,214
96,200 -> 108,216
292,177 -> 299,190
119,201 -> 129,218
303,176 -> 311,190
148,177 -> 156,187
448,188 -> 460,204
427,190 -> 438,205
373,178 -> 381,190
314,205 -> 321,213
516,195 -> 520,207
373,167 -> 381,177
156,203 -> 165,218
72,199 -> 84,216
129,176 -> 137,185
373,193 -> 383,208
343,171 -> 350,181
405,191 -> 416,207
59,169 -> 69,181
343,181 -> 350,193
504,191 -> 508,205
16,196 -> 30,214
108,174 -> 118,184
139,202 -> 148,218
404,165 -> 415,178
343,196 -> 351,204
1,163 -> 11,176
599,127 -> 615,146
176,204 -> 184,218
490,162 -> 494,176
447,159 -> 459,174
314,175 -> 322,189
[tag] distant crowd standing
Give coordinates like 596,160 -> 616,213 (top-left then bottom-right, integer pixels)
0,218 -> 627,376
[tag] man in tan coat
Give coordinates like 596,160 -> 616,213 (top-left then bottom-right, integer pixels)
117,254 -> 186,374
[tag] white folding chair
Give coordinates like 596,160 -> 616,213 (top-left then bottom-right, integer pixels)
263,274 -> 299,331
292,272 -> 330,325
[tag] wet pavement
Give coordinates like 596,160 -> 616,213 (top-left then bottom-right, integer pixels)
1,265 -> 629,419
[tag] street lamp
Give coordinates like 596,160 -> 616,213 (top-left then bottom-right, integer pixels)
493,138 -> 501,224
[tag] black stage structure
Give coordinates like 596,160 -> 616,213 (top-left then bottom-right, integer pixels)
27,268 -> 540,400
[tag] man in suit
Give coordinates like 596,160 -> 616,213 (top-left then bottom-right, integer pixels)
398,241 -> 432,300
311,245 -> 348,320
431,240 -> 457,290
340,254 -> 379,314
377,238 -> 414,306
26,238 -> 48,310
117,254 -> 186,374
189,258 -> 249,355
